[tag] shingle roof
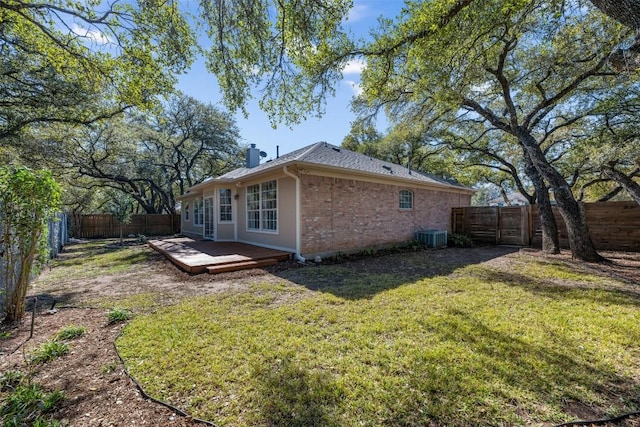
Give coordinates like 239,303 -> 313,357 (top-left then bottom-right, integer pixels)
216,142 -> 470,191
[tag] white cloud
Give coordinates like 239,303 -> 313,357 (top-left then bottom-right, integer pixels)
347,3 -> 369,22
72,24 -> 113,45
345,79 -> 363,96
342,59 -> 366,75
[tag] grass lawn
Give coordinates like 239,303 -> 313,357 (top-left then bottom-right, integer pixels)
116,254 -> 640,427
36,239 -> 155,285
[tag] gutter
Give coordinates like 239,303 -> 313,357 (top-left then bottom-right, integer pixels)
283,165 -> 306,263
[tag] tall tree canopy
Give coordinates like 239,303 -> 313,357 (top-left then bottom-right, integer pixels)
0,0 -> 196,140
19,95 -> 243,214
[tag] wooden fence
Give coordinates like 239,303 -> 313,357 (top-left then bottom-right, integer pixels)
72,214 -> 180,238
452,201 -> 640,252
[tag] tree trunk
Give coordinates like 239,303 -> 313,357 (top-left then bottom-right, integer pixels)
517,128 -> 603,261
499,185 -> 512,206
523,152 -> 560,254
589,0 -> 640,31
602,166 -> 640,205
589,0 -> 640,72
4,231 -> 39,322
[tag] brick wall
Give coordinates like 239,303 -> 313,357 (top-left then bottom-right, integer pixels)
300,175 -> 471,257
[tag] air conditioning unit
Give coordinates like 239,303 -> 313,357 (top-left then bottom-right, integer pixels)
414,229 -> 447,248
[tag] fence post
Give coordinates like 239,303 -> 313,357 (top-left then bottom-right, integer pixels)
527,205 -> 533,246
494,206 -> 500,245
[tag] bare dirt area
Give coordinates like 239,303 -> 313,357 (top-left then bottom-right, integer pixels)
1,240 -> 639,427
1,308 -> 203,426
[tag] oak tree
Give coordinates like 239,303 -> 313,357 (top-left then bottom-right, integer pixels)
0,0 -> 196,141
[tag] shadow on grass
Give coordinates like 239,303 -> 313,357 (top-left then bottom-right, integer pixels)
391,308 -> 640,424
242,306 -> 639,426
472,267 -> 640,307
277,246 -> 519,300
25,292 -> 86,311
53,247 -> 154,269
250,355 -> 342,427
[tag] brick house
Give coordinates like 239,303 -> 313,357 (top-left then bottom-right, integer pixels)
179,142 -> 473,261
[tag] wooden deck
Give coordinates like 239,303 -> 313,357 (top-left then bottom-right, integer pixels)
149,238 -> 292,274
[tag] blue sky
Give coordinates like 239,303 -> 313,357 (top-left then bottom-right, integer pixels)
176,0 -> 406,161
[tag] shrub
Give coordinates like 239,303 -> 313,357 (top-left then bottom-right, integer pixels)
0,166 -> 61,321
448,233 -> 475,248
407,239 -> 426,251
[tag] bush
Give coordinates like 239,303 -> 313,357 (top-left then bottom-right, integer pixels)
407,239 -> 426,251
0,166 -> 61,321
448,233 -> 475,248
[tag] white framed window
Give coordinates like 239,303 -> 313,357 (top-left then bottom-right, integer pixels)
247,180 -> 277,232
193,198 -> 204,226
219,189 -> 232,222
399,190 -> 413,210
184,203 -> 190,221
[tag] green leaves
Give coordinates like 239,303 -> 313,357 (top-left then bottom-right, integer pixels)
0,166 -> 61,321
200,0 -> 353,125
0,1 -> 197,139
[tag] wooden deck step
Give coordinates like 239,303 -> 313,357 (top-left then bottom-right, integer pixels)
207,258 -> 278,274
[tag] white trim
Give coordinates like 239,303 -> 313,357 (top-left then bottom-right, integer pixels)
218,188 -> 234,224
245,179 -> 278,233
245,229 -> 280,235
193,198 -> 204,227
233,190 -> 238,241
204,196 -> 215,239
399,189 -> 414,210
237,239 -> 296,254
283,165 -> 304,262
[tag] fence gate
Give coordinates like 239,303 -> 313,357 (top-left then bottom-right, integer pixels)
452,206 -> 529,246
498,206 -> 529,246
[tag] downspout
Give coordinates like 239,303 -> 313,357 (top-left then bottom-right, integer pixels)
283,165 -> 306,263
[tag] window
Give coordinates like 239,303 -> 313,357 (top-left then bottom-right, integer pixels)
399,190 -> 413,210
219,189 -> 232,222
184,203 -> 189,221
247,180 -> 277,231
193,198 -> 204,226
